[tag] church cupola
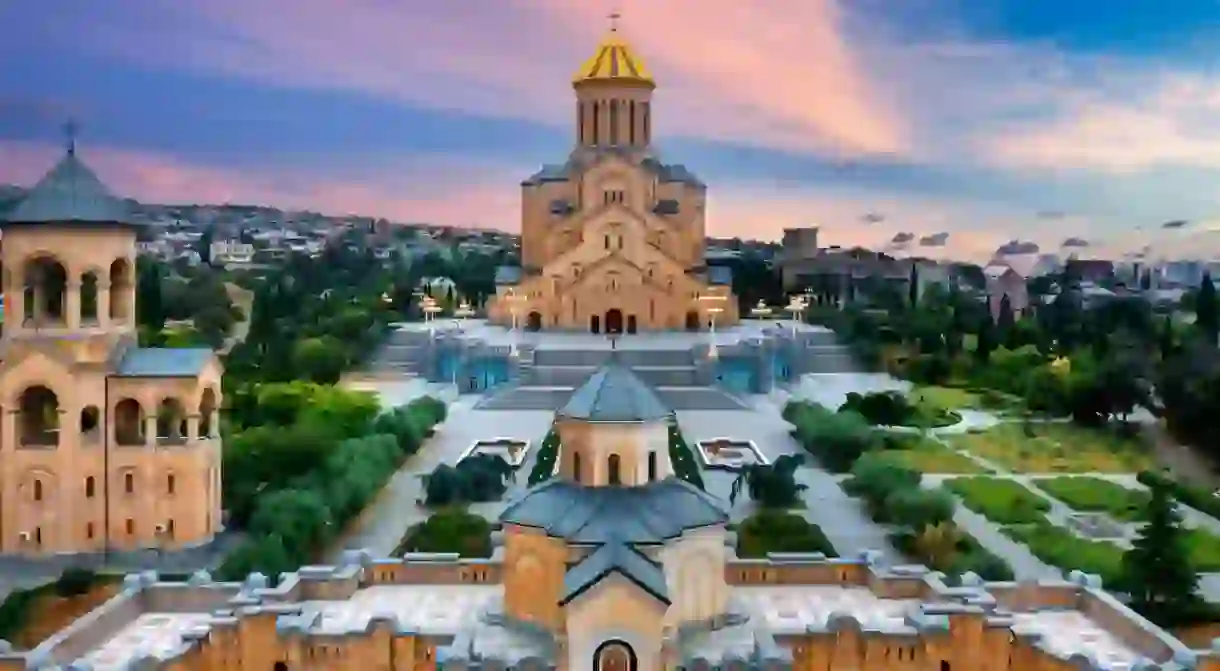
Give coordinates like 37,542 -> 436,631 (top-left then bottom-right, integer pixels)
554,354 -> 673,487
572,13 -> 655,151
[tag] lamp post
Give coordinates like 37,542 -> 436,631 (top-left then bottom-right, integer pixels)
785,294 -> 808,333
505,289 -> 522,357
749,300 -> 772,320
699,293 -> 727,359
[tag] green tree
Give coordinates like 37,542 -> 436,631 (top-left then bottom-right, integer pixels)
398,509 -> 493,557
975,314 -> 995,364
1159,315 -> 1175,360
292,337 -> 348,384
1121,482 -> 1200,625
1197,272 -> 1218,346
729,455 -> 807,508
136,260 -> 166,335
248,488 -> 335,559
736,509 -> 837,558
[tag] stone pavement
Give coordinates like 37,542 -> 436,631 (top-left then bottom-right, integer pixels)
323,396 -> 553,562
675,409 -> 901,562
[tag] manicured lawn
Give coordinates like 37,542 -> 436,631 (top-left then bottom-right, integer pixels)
949,423 -> 1154,474
1003,521 -> 1125,586
1034,477 -> 1149,521
874,438 -> 990,474
1184,530 -> 1220,572
910,386 -> 979,410
944,477 -> 1049,524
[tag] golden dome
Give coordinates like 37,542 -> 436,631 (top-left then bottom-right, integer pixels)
572,26 -> 654,87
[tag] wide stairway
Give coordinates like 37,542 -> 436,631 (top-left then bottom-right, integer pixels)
365,329 -> 431,375
805,329 -> 857,374
476,347 -> 748,411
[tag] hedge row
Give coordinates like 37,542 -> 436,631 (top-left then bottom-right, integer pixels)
737,509 -> 837,558
843,454 -> 1014,581
215,396 -> 446,582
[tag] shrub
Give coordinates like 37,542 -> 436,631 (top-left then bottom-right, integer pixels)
786,401 -> 877,472
529,429 -> 560,485
737,509 -> 837,558
54,567 -> 96,598
668,420 -> 705,489
396,508 -> 493,557
425,454 -> 513,506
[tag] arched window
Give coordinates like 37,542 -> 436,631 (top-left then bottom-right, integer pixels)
572,452 -> 582,483
124,472 -> 134,494
648,451 -> 658,481
609,100 -> 619,145
608,454 -> 621,485
604,234 -> 610,250
85,476 -> 95,498
33,479 -> 43,502
167,473 -> 176,495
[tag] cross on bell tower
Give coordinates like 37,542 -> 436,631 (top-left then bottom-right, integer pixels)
608,9 -> 621,32
64,119 -> 79,156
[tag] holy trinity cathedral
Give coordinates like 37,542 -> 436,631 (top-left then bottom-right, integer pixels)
487,20 -> 739,334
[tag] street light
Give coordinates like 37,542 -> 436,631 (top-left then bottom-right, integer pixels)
505,289 -> 523,356
749,300 -> 772,320
699,293 -> 727,359
785,294 -> 808,333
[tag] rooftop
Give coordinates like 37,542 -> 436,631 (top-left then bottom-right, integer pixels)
4,149 -> 136,227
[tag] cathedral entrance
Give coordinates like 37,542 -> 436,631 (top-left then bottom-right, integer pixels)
626,315 -> 637,334
527,311 -> 543,332
590,315 -> 601,334
593,640 -> 637,671
605,309 -> 624,335
685,311 -> 700,331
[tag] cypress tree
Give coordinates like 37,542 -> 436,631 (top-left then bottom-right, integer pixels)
1122,482 -> 1200,625
1197,271 -> 1218,346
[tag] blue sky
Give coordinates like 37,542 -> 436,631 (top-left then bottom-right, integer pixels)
3,0 -> 1220,260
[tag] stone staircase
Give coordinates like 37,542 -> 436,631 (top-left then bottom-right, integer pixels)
366,329 -> 431,375
804,329 -> 857,374
477,345 -> 747,411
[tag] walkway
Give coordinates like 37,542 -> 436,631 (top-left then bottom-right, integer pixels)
323,397 -> 554,561
675,409 -> 901,562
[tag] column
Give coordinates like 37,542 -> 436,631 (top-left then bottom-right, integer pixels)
97,282 -> 111,329
65,281 -> 81,329
186,415 -> 200,441
124,283 -> 137,326
144,416 -> 158,448
31,283 -> 44,324
597,99 -> 610,146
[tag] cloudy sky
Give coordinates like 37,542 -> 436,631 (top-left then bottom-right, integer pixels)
5,0 -> 1220,261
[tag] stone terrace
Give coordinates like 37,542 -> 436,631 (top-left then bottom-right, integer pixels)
2,549 -> 1216,671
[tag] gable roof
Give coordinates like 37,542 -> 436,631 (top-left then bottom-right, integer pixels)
3,150 -> 136,227
558,358 -> 670,422
114,348 -> 214,377
560,539 -> 670,606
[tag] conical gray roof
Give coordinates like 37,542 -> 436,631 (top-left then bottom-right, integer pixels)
557,357 -> 671,422
3,150 -> 135,226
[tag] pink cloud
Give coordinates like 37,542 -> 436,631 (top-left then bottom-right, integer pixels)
3,140 -> 1029,259
983,73 -> 1220,172
84,0 -> 906,158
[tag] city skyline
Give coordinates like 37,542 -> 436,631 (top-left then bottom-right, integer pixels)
5,0 -> 1220,260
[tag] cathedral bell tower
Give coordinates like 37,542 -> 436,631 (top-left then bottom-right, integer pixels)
572,12 -> 655,153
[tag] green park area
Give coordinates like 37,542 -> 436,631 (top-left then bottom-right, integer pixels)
948,423 -> 1153,474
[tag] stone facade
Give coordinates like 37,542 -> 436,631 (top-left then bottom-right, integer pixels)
0,148 -> 223,556
9,359 -> 1219,670
485,27 -> 738,334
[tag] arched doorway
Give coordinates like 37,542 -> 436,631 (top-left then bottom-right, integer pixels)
527,311 -> 543,332
590,314 -> 601,334
593,640 -> 637,671
685,311 -> 700,331
605,309 -> 624,335
626,315 -> 637,334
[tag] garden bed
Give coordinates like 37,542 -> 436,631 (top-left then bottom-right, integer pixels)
1003,520 -> 1125,586
944,477 -> 1050,525
394,508 -> 493,557
949,423 -> 1153,474
695,438 -> 768,471
736,509 -> 837,558
872,436 -> 990,474
1034,476 -> 1149,521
